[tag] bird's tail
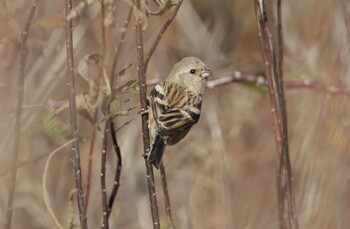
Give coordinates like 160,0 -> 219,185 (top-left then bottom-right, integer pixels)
148,136 -> 166,169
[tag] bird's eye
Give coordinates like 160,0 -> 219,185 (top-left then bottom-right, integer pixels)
190,69 -> 196,74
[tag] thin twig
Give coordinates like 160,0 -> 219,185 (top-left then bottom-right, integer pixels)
276,0 -> 283,82
254,1 -> 298,229
5,1 -> 40,228
143,0 -> 183,70
100,120 -> 110,229
107,122 -> 122,216
160,163 -> 175,229
84,101 -> 100,220
134,0 -> 160,227
66,0 -> 88,228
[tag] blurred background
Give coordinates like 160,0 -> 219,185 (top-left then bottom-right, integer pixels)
1,0 -> 350,228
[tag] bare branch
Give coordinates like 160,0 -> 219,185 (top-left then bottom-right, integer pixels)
65,0 -> 88,227
254,1 -> 298,228
100,120 -> 110,229
134,0 -> 160,227
5,1 -> 40,228
107,122 -> 122,215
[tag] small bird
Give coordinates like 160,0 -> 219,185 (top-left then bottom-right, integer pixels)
148,57 -> 212,168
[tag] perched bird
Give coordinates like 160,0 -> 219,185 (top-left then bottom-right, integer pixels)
148,57 -> 212,168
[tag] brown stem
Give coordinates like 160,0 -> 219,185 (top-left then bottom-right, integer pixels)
254,1 -> 298,229
134,0 -> 160,228
276,0 -> 283,83
65,0 -> 88,228
5,2 -> 40,228
107,122 -> 122,216
100,120 -> 110,229
160,163 -> 175,229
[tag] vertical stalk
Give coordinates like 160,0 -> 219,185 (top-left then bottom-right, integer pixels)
65,0 -> 88,228
134,0 -> 160,228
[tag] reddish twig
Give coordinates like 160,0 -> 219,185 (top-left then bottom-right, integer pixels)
65,0 -> 88,228
5,1 -> 40,228
160,163 -> 175,229
134,0 -> 160,227
254,1 -> 298,229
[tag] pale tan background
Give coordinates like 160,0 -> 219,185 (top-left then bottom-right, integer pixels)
0,0 -> 349,228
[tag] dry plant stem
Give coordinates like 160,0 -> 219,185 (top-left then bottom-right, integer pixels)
276,0 -> 283,80
84,109 -> 99,218
143,0 -> 183,70
107,122 -> 122,215
254,1 -> 298,229
160,163 -> 175,229
135,0 -> 160,228
5,1 -> 40,228
101,120 -> 110,229
66,0 -> 88,228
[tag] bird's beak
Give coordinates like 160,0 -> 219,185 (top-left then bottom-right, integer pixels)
201,69 -> 212,78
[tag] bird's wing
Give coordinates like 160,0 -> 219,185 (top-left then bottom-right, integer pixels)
150,81 -> 201,136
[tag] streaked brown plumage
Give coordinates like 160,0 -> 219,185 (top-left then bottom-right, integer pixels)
148,57 -> 212,168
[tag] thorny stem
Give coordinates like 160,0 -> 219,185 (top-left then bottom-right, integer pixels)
134,0 -> 160,228
5,1 -> 40,228
65,0 -> 88,228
